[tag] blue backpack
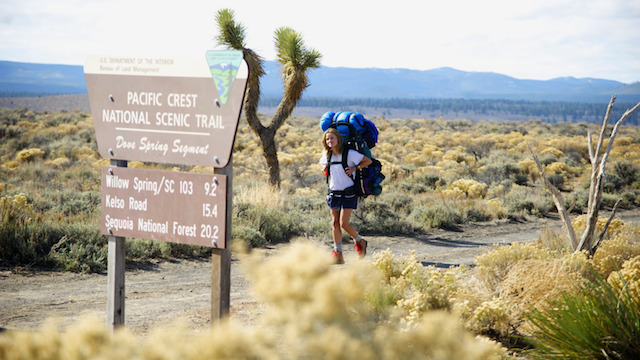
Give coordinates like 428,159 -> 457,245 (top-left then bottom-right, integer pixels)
320,111 -> 379,149
321,111 -> 385,197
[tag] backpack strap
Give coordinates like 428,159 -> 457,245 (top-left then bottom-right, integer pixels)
328,121 -> 358,143
325,150 -> 351,184
341,149 -> 349,170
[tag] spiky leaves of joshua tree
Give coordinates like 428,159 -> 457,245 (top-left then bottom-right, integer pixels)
214,9 -> 321,187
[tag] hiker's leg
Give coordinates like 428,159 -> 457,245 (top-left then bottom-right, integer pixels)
340,208 -> 359,239
330,208 -> 342,247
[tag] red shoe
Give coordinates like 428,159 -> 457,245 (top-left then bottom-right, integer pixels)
331,250 -> 344,264
354,239 -> 367,258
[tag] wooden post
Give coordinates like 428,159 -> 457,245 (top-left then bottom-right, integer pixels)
107,159 -> 127,330
212,156 -> 232,321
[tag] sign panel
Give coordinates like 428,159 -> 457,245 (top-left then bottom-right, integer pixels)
101,167 -> 227,248
84,51 -> 247,167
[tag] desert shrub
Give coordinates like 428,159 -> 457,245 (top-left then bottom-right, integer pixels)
475,242 -> 553,292
353,200 -> 411,235
126,239 -> 169,259
0,193 -> 39,265
601,192 -> 623,209
409,203 -> 463,230
571,214 -> 626,240
526,275 -> 640,360
373,249 -> 458,326
231,225 -> 267,249
16,147 -> 45,162
501,185 -> 554,218
612,160 -> 640,187
591,224 -> 640,278
496,258 -> 585,335
477,163 -> 524,186
536,226 -> 569,252
287,194 -> 324,212
49,189 -> 100,217
395,173 -> 443,194
465,297 -> 514,339
603,173 -> 627,193
463,206 -> 493,222
621,189 -> 640,208
379,192 -> 414,216
234,182 -> 286,210
446,179 -> 488,199
234,203 -> 302,244
607,255 -> 640,298
1,192 -> 106,271
545,173 -> 565,190
504,198 -> 535,215
46,223 -> 106,272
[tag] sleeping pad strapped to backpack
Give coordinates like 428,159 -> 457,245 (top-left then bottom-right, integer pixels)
320,111 -> 385,197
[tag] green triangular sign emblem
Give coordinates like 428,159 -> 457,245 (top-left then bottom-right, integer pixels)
205,50 -> 244,105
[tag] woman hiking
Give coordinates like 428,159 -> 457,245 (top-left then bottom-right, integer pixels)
320,127 -> 372,264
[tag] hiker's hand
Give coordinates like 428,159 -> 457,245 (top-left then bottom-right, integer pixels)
345,166 -> 355,176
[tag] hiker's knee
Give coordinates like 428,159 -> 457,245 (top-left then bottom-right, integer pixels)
340,220 -> 351,231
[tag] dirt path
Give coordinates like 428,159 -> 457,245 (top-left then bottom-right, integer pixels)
2,211 -> 638,335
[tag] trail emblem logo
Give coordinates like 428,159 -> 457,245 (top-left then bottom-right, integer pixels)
206,50 -> 244,105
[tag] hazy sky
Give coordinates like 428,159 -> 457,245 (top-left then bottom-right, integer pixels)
1,0 -> 639,83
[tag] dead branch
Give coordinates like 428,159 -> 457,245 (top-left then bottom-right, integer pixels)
528,144 -> 578,248
577,98 -> 640,252
591,199 -> 622,255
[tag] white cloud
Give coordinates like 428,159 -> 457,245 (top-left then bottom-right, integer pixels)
0,0 -> 638,83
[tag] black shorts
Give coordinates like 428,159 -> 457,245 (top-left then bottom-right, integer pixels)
326,193 -> 358,210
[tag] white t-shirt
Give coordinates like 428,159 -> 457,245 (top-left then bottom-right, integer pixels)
320,150 -> 365,191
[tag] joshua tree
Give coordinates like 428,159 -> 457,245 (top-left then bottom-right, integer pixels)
215,9 -> 322,187
530,96 -> 640,255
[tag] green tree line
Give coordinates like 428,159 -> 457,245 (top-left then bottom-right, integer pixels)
260,97 -> 640,125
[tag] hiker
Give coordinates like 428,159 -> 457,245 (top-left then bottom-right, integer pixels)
320,127 -> 372,264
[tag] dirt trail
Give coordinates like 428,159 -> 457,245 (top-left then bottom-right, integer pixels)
2,210 -> 639,335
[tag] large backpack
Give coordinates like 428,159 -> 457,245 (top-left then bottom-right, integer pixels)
321,111 -> 379,149
321,111 -> 385,197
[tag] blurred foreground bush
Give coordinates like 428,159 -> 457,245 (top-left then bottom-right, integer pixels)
0,242 -> 511,360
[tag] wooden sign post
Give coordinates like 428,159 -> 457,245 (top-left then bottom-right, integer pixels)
106,158 -> 127,328
85,51 -> 248,330
212,158 -> 232,319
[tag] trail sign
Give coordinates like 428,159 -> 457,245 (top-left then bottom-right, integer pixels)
101,167 -> 228,248
84,51 -> 247,167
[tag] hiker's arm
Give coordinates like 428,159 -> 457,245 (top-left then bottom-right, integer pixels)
347,157 -> 372,175
356,156 -> 372,170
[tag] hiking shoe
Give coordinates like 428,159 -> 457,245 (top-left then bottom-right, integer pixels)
331,250 -> 344,264
354,239 -> 367,259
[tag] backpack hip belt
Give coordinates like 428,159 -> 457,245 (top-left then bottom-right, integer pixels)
328,186 -> 356,197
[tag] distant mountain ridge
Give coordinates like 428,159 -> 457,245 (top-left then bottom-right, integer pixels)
0,61 -> 87,95
1,60 -> 638,103
262,62 -> 638,103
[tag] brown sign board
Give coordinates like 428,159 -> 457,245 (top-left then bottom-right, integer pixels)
85,51 -> 248,167
101,167 -> 227,248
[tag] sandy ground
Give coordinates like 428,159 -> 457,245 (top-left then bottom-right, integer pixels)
2,210 -> 639,335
